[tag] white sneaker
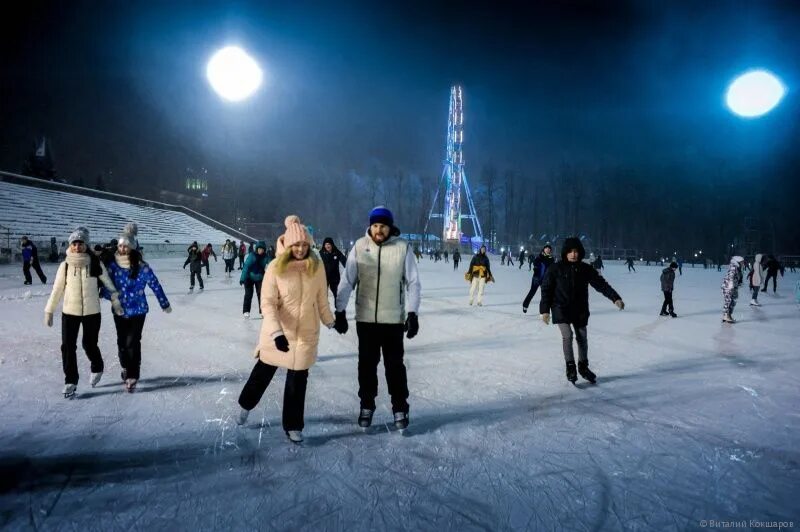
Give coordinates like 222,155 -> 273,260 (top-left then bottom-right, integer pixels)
236,407 -> 249,426
243,312 -> 250,319
286,430 -> 303,443
90,371 -> 103,387
63,384 -> 76,398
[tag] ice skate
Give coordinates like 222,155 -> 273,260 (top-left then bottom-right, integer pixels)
577,361 -> 597,384
669,312 -> 678,318
659,311 -> 669,316
243,312 -> 250,319
393,411 -> 409,431
63,384 -> 76,399
565,361 -> 577,383
125,378 -> 137,392
358,408 -> 375,428
236,407 -> 249,426
722,313 -> 736,323
90,371 -> 103,387
750,299 -> 761,306
286,430 -> 304,444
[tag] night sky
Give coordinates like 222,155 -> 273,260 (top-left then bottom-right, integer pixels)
2,0 -> 799,198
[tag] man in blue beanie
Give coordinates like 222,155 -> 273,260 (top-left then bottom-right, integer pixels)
334,206 -> 421,431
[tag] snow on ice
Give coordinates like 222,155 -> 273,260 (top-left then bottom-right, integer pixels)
0,257 -> 798,530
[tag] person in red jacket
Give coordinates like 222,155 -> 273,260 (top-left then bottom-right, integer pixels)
238,241 -> 247,270
201,243 -> 217,276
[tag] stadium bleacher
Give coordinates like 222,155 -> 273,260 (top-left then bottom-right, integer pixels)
0,179 -> 242,252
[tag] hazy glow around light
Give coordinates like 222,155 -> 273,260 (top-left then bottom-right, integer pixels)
726,70 -> 785,118
206,46 -> 262,102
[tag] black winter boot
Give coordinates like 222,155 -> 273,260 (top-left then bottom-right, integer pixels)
577,361 -> 596,384
565,361 -> 577,383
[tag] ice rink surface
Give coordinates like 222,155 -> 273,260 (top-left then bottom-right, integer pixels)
1,256 -> 798,530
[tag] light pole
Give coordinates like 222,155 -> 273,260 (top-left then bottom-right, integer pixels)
206,46 -> 263,227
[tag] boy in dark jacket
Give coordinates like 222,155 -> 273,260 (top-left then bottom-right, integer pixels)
522,244 -> 554,313
660,262 -> 678,317
183,242 -> 204,291
540,237 -> 624,384
20,236 -> 47,285
320,237 -> 347,298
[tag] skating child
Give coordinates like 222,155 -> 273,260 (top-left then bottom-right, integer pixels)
539,237 -> 624,384
102,223 -> 171,392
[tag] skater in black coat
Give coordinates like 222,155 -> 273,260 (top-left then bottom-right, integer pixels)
762,255 -> 783,293
522,244 -> 554,313
319,237 -> 347,298
183,242 -> 204,290
659,262 -> 678,317
539,237 -> 624,384
452,249 -> 461,270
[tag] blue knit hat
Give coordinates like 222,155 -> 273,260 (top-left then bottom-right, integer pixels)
369,206 -> 394,226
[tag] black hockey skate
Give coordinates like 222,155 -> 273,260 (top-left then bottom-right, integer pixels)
577,361 -> 597,384
358,408 -> 374,428
565,361 -> 577,383
393,411 -> 409,431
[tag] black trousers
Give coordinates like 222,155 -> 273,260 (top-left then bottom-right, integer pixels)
522,277 -> 540,309
224,258 -> 235,273
190,270 -> 204,289
356,322 -> 409,413
327,276 -> 339,299
453,260 -> 459,270
61,313 -> 103,385
114,314 -> 147,380
238,360 -> 309,431
628,264 -> 636,272
243,278 -> 262,313
660,290 -> 674,314
202,259 -> 210,275
763,272 -> 778,292
23,259 -> 47,284
238,255 -> 244,269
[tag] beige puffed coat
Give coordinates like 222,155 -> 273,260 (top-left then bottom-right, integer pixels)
255,255 -> 335,370
45,251 -> 122,316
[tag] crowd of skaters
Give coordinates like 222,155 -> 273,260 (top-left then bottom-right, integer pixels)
21,205 -> 800,444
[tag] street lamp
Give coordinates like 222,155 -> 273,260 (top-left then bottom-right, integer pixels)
726,69 -> 785,118
206,46 -> 263,226
206,46 -> 263,102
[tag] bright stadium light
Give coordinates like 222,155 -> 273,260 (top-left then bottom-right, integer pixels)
207,46 -> 263,102
726,70 -> 786,118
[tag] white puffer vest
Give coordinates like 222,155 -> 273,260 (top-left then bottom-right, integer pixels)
354,235 -> 408,324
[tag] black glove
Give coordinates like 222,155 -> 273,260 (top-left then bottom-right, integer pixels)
334,311 -> 348,334
239,280 -> 244,286
274,335 -> 290,352
404,312 -> 419,339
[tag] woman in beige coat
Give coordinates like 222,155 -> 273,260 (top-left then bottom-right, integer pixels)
236,215 -> 334,443
44,226 -> 123,398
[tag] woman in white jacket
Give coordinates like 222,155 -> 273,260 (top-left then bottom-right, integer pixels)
44,227 -> 123,398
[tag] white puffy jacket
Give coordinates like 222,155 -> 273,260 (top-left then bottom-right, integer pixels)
45,251 -> 122,317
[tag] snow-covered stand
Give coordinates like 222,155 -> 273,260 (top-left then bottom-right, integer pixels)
0,172 -> 249,257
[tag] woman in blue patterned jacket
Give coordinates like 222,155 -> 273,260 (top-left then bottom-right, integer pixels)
103,224 -> 171,392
